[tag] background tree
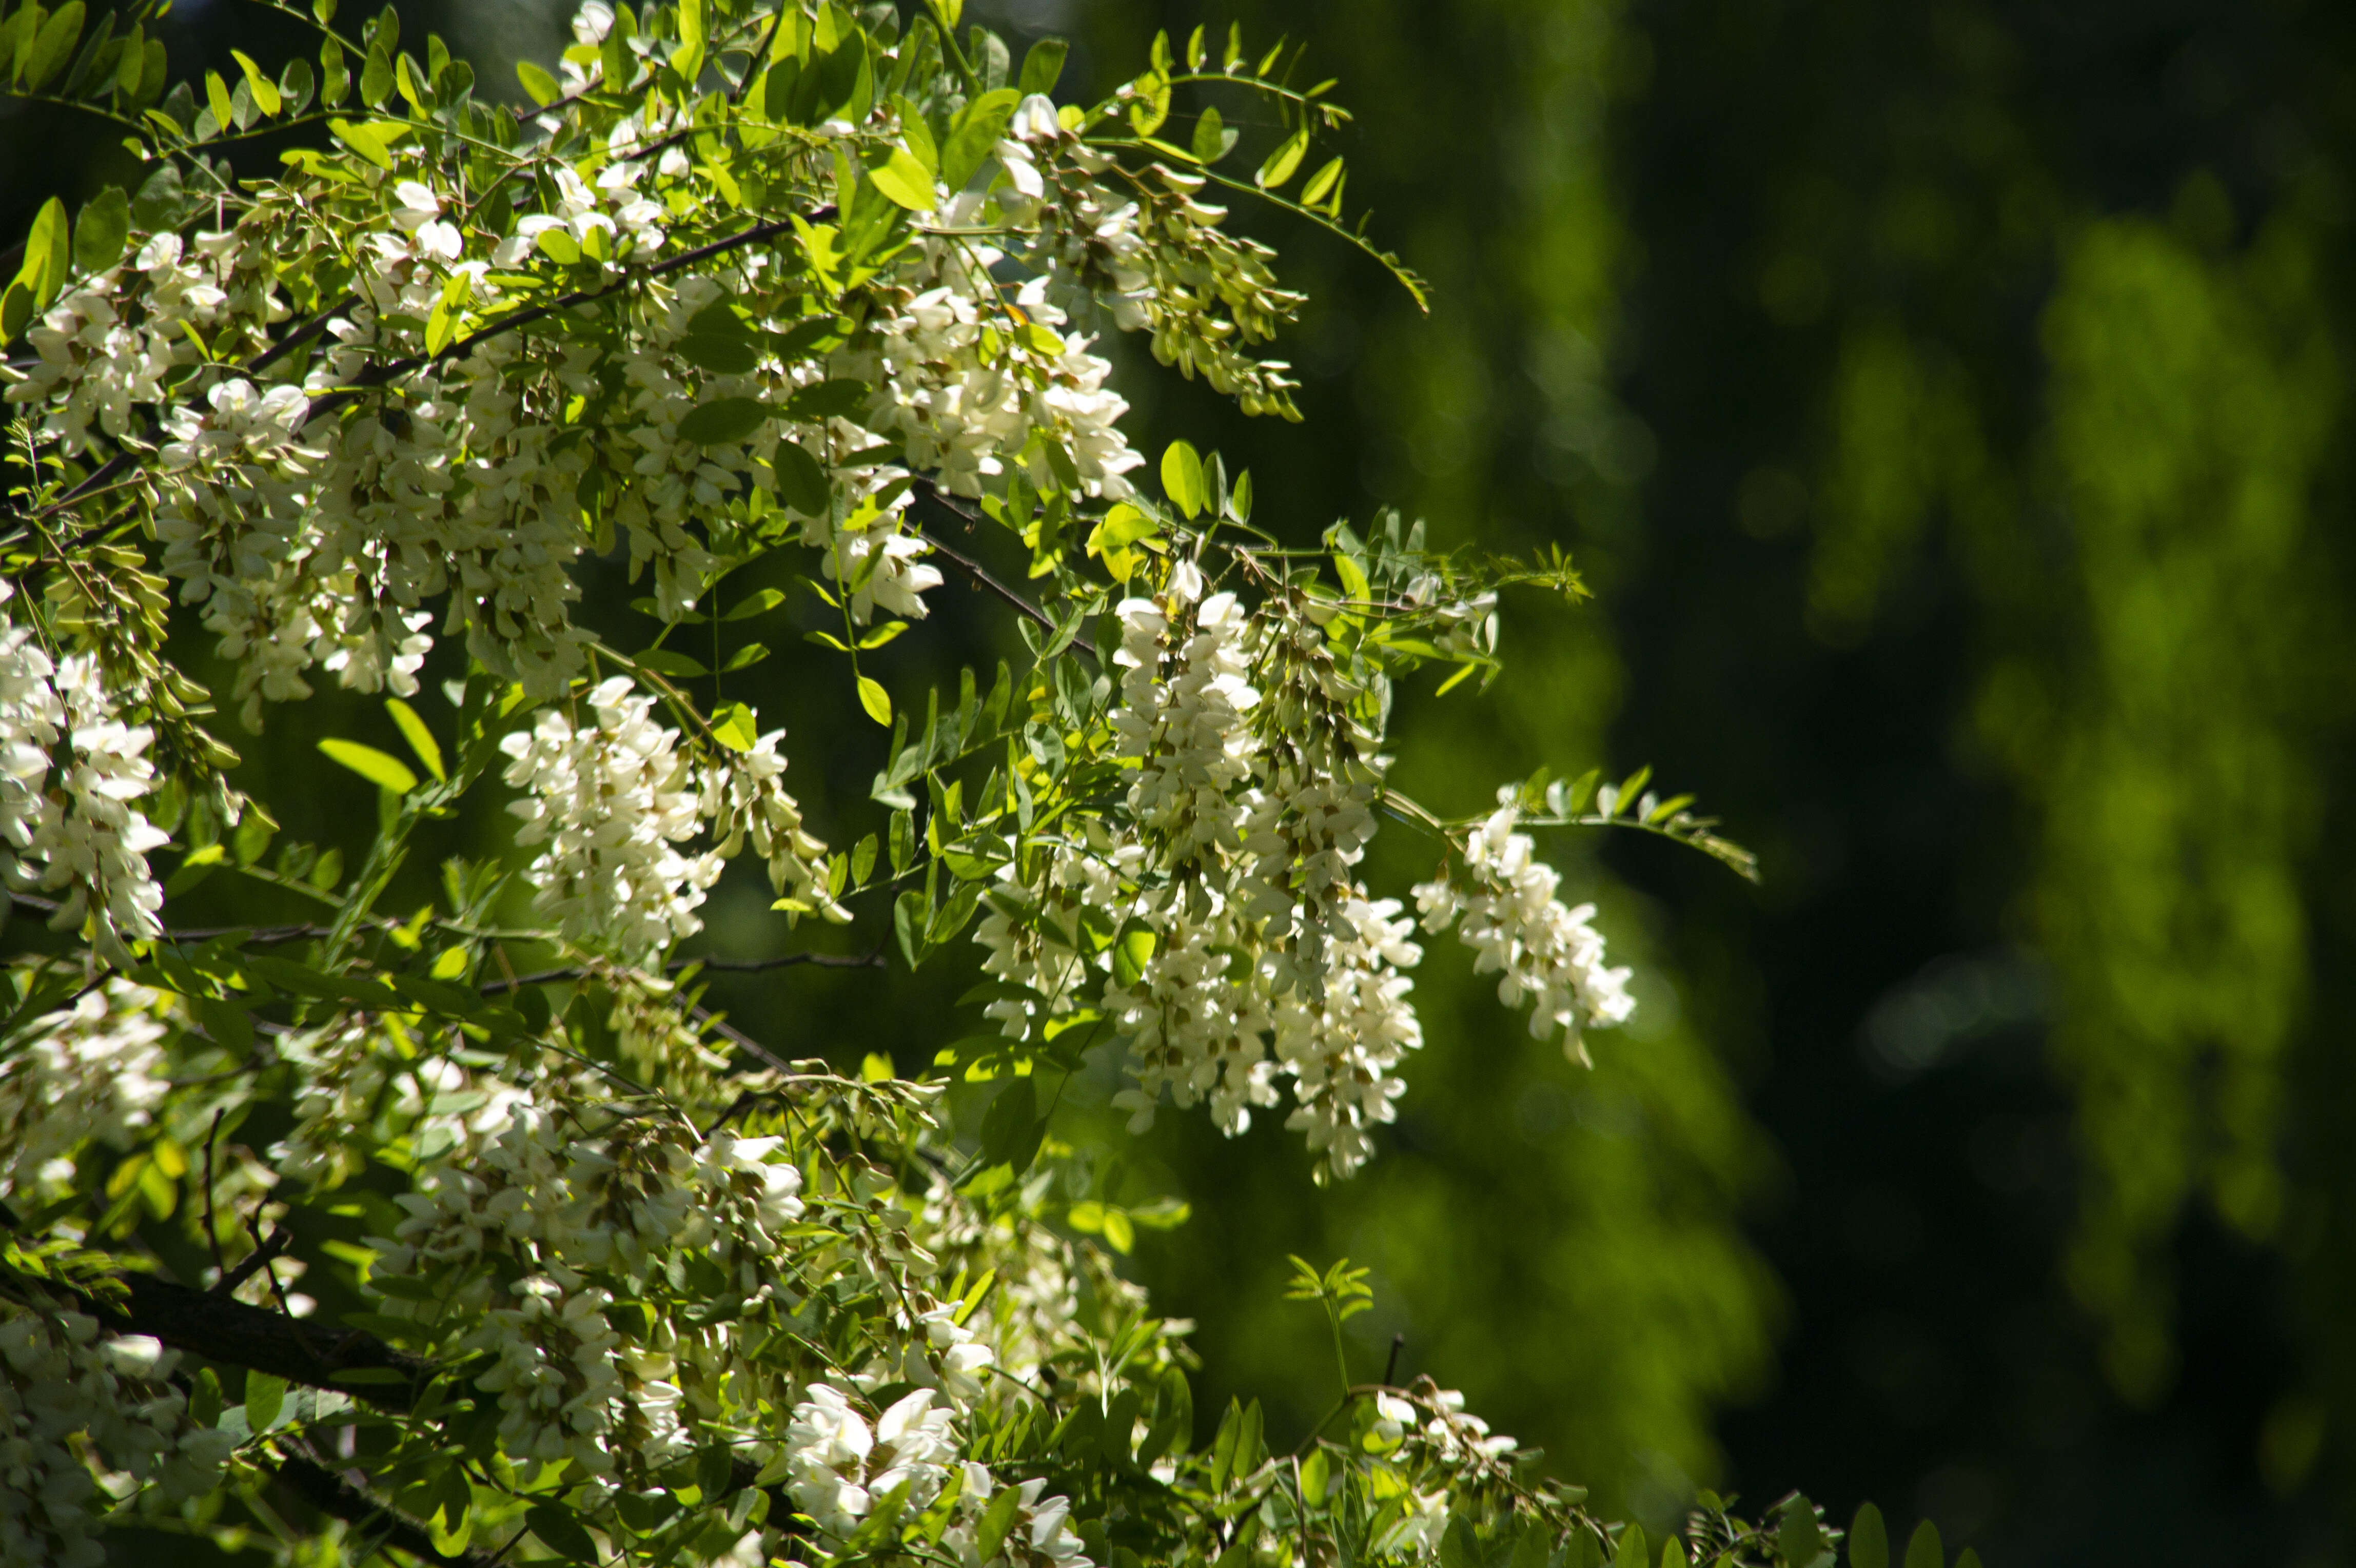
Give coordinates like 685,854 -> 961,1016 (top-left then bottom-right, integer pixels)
8,0 -> 2356,1565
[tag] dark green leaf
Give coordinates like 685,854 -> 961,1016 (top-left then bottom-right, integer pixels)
1848,1504 -> 1887,1568
1017,37 -> 1067,96
783,378 -> 870,421
773,441 -> 830,513
675,334 -> 760,374
677,396 -> 770,444
70,186 -> 128,272
527,1502 -> 600,1564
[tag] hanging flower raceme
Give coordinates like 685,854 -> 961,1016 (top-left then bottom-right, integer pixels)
501,676 -> 722,959
1415,796 -> 1637,1063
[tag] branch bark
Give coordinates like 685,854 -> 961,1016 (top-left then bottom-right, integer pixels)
910,479 -> 1100,661
273,1442 -> 501,1568
77,1272 -> 429,1413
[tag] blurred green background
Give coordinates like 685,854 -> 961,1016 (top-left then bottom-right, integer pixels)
10,0 -> 2356,1563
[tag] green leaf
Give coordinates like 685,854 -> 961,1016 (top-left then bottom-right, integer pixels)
1256,127 -> 1309,190
857,675 -> 892,726
1017,36 -> 1067,96
774,441 -> 832,513
635,648 -> 708,678
534,227 -> 581,264
70,186 -> 128,273
308,846 -> 344,889
13,198 -> 68,312
515,58 -> 559,105
1847,1505 -> 1888,1568
384,698 -> 445,782
677,396 -> 770,444
1161,440 -> 1205,519
327,116 -> 411,170
24,3 -> 86,93
1901,1522 -> 1941,1568
1611,1524 -> 1648,1568
318,738 -> 419,795
527,1502 -> 601,1564
976,1484 -> 1023,1562
783,378 -> 870,421
359,45 -> 393,106
978,1075 -> 1044,1173
1190,104 -> 1232,164
204,69 -> 234,130
675,334 -> 760,374
940,86 -> 1018,188
1112,921 -> 1156,987
725,587 -> 788,620
231,48 -> 281,114
712,702 -> 761,752
1301,154 -> 1344,208
870,148 -> 936,210
244,1370 -> 286,1433
673,0 -> 704,81
1778,1499 -> 1825,1568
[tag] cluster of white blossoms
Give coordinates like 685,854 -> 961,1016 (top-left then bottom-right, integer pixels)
1415,796 -> 1636,1064
500,677 -> 841,958
1115,566 -> 1259,861
365,1099 -> 811,1477
501,676 -> 726,957
944,1473 -> 1095,1568
968,562 -> 1633,1178
0,980 -> 172,1209
782,1384 -> 959,1538
0,597 -> 169,963
0,1308 -> 236,1568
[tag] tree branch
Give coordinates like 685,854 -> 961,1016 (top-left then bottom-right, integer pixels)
75,1272 -> 428,1413
480,946 -> 886,994
910,479 -> 1099,660
272,1441 -> 500,1568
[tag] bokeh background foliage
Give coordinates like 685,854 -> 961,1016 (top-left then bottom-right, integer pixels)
9,0 -> 2356,1562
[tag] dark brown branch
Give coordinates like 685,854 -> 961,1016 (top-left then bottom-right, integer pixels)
76,1272 -> 428,1412
910,480 -> 1099,660
273,1442 -> 500,1568
212,1222 -> 293,1298
480,946 -> 887,993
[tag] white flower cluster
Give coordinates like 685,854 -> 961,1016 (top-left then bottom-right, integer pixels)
0,979 -> 172,1208
782,1383 -> 958,1538
1115,567 -> 1259,861
704,721 -> 847,924
1414,797 -> 1636,1064
501,678 -> 841,959
1271,897 -> 1425,1179
366,1104 -> 808,1476
270,1014 -> 537,1188
502,676 -> 724,957
1,227 -> 276,456
848,230 -> 1144,507
0,1309 -> 235,1568
975,568 -> 1635,1177
944,1472 -> 1094,1568
0,609 -> 168,964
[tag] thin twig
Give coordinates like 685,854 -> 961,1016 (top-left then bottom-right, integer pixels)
910,480 -> 1098,660
202,1110 -> 229,1288
479,945 -> 886,993
215,1222 -> 293,1299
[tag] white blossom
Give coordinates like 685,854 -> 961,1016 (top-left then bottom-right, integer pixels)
501,676 -> 722,958
1415,797 -> 1636,1063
